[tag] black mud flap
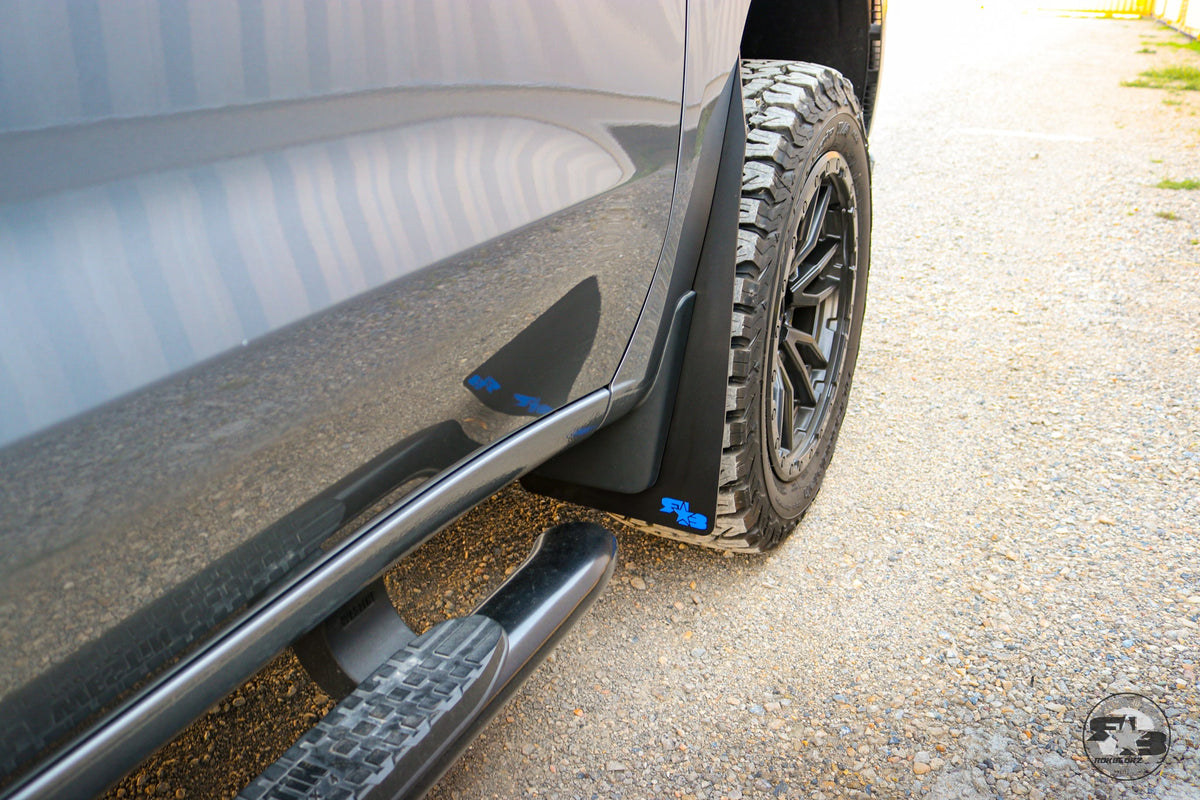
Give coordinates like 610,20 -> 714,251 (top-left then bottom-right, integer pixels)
521,64 -> 746,538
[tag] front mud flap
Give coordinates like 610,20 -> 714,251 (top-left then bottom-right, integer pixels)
521,67 -> 744,539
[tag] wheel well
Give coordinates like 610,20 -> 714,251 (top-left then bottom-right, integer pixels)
740,0 -> 884,129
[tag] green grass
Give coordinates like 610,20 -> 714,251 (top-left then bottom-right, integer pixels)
1155,210 -> 1181,220
1164,98 -> 1184,105
1123,65 -> 1200,91
1137,47 -> 1157,54
1158,39 -> 1200,54
1155,178 -> 1200,189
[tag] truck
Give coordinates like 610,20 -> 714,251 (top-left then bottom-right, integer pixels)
0,1 -> 884,797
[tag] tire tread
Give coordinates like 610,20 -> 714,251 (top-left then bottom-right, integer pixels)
616,60 -> 865,552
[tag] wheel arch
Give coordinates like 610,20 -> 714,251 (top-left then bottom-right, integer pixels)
740,0 -> 884,130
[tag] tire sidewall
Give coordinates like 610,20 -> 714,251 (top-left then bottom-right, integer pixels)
760,109 -> 872,519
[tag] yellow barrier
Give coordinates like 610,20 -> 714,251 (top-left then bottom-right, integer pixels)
1155,0 -> 1199,38
1039,0 -> 1197,37
1038,1 -> 1149,15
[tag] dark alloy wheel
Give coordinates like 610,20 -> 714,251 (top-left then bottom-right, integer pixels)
767,151 -> 859,483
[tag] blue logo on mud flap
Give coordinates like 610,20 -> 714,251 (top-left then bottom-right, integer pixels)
661,498 -> 707,530
513,394 -> 553,415
467,374 -> 501,394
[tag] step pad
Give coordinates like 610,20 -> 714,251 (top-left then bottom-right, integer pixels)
240,615 -> 505,800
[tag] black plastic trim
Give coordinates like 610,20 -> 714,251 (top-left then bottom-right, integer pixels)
530,292 -> 695,494
522,62 -> 746,536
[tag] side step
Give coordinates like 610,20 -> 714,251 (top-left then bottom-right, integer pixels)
239,522 -> 616,800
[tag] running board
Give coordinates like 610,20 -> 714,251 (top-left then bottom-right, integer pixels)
239,522 -> 616,800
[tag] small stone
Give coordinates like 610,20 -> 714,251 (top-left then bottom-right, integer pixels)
913,762 -> 931,775
607,761 -> 627,772
630,577 -> 646,590
231,696 -> 246,708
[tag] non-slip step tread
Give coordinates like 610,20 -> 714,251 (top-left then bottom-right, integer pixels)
239,615 -> 504,800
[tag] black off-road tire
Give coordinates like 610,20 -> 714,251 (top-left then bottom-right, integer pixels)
618,60 -> 871,553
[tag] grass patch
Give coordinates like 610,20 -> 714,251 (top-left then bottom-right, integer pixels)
1137,47 -> 1157,54
1123,65 -> 1200,91
1156,178 -> 1200,189
1155,210 -> 1181,220
1159,39 -> 1200,54
1164,98 -> 1184,105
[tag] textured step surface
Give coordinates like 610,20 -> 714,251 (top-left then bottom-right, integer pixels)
240,615 -> 504,800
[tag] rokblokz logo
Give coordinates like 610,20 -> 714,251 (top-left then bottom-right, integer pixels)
1082,692 -> 1171,780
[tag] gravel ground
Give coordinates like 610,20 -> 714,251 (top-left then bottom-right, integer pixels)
103,4 -> 1200,799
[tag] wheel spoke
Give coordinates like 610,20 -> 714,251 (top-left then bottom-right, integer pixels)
792,277 -> 838,308
781,332 -> 819,404
787,326 -> 825,371
789,241 -> 839,295
791,183 -> 832,267
772,358 -> 796,451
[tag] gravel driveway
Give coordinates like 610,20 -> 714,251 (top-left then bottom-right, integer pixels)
104,5 -> 1199,800
424,6 -> 1200,800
